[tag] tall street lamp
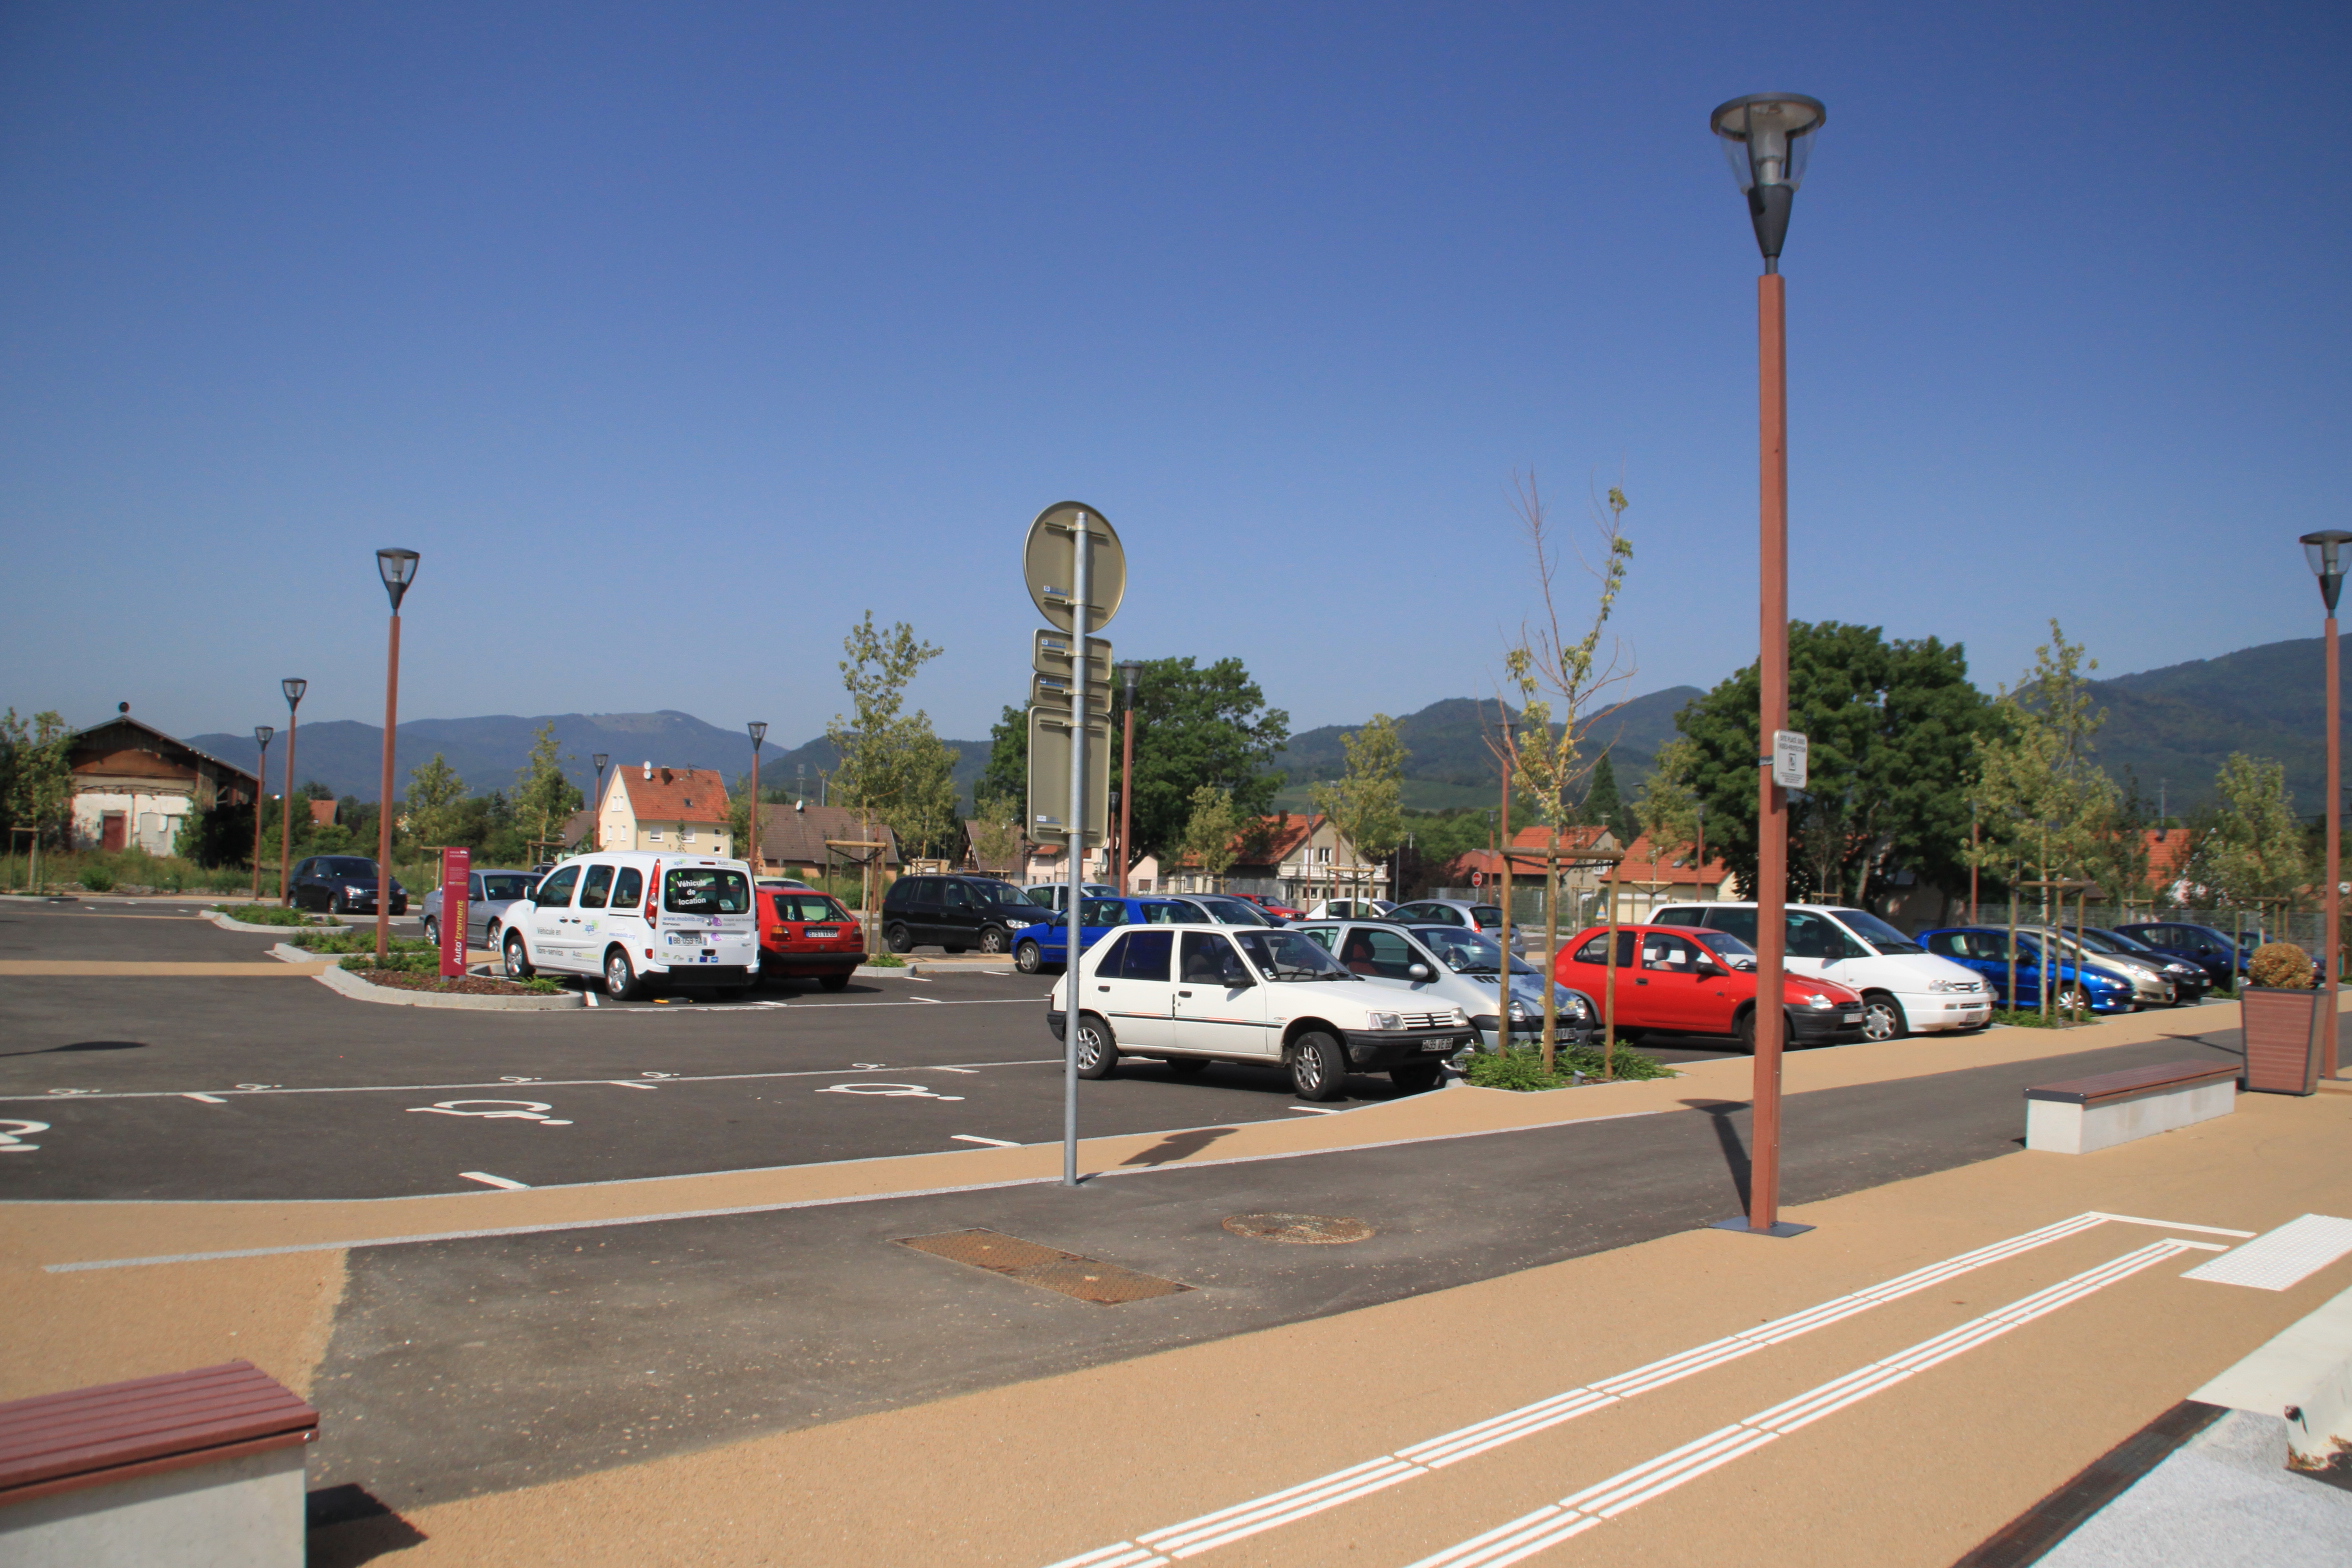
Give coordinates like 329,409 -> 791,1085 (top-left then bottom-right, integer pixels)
746,723 -> 768,872
250,726 -> 274,900
2303,529 -> 2351,1078
278,678 -> 306,905
1116,661 -> 1142,894
591,753 -> 609,850
374,549 -> 419,961
1711,90 -> 1825,1239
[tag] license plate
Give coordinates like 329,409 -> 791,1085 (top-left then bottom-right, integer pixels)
1421,1037 -> 1460,1052
1841,1012 -> 1861,1023
806,927 -> 837,938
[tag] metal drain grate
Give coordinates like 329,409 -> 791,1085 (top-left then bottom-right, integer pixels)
895,1229 -> 1191,1304
1222,1213 -> 1375,1245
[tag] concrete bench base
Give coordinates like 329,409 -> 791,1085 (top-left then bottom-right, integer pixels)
0,1445 -> 303,1567
2026,1078 -> 2235,1154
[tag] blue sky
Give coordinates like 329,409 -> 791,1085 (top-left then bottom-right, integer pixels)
3,2 -> 2345,751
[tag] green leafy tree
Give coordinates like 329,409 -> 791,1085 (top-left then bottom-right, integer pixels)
2189,753 -> 2308,945
1182,785 -> 1241,891
0,710 -> 75,850
967,791 -> 1023,875
405,754 -> 468,850
1124,657 -> 1289,864
1311,713 -> 1408,913
1582,753 -> 1632,845
827,612 -> 962,917
977,704 -> 1028,814
513,722 -> 583,861
1676,622 -> 1993,904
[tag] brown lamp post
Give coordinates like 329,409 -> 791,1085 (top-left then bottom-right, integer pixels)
1711,91 -> 1826,1239
591,754 -> 609,850
746,723 -> 768,873
278,678 -> 306,905
1116,661 -> 1142,894
250,725 -> 274,900
2302,530 -> 2350,1078
373,549 -> 418,961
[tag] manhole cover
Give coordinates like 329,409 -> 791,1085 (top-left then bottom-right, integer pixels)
1222,1213 -> 1375,1245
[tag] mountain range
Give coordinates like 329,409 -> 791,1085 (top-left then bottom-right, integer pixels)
188,637 -> 2341,820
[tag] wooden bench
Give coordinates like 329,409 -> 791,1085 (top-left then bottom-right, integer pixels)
2025,1059 -> 2240,1155
0,1361 -> 317,1566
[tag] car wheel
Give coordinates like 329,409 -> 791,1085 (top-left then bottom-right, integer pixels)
1288,1031 -> 1347,1102
1389,1061 -> 1443,1093
819,973 -> 851,992
1015,940 -> 1043,974
885,923 -> 913,954
421,916 -> 440,947
603,948 -> 643,999
979,926 -> 1008,955
503,933 -> 534,979
1860,993 -> 1907,1042
1074,1014 -> 1118,1079
1733,1008 -> 1757,1054
484,919 -> 502,946
2058,985 -> 2092,1014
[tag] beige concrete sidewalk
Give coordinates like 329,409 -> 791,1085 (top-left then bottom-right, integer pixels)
328,1060 -> 2352,1568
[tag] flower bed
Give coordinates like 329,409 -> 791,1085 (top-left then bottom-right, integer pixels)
345,963 -> 562,996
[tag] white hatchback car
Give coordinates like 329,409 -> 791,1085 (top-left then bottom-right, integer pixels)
502,852 -> 759,999
1046,922 -> 1472,1100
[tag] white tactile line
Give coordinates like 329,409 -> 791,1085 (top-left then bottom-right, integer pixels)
1037,1212 -> 2253,1568
1401,1237 -> 2226,1568
2179,1213 -> 2352,1291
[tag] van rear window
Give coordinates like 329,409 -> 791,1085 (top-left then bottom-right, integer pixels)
666,869 -> 750,914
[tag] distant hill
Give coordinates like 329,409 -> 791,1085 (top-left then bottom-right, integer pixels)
188,711 -> 990,808
1270,687 -> 1702,811
2087,638 -> 2340,814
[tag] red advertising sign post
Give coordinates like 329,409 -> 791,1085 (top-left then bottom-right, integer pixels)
439,847 -> 470,978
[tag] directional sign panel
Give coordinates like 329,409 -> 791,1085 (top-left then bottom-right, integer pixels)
1031,672 -> 1111,719
1032,629 -> 1113,684
1027,707 -> 1109,843
1023,502 -> 1126,634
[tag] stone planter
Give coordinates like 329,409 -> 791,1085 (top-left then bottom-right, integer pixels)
2241,986 -> 2321,1095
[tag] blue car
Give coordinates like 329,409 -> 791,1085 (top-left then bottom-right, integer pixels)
1918,927 -> 2137,1014
1013,896 -> 1195,973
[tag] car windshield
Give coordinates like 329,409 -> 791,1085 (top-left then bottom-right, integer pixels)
1471,906 -> 1503,927
1828,908 -> 1924,955
1689,929 -> 1759,968
1193,897 -> 1270,925
324,858 -> 378,879
2089,927 -> 2158,955
479,873 -> 535,901
1411,927 -> 1537,976
1235,928 -> 1352,980
2073,929 -> 2128,954
771,895 -> 847,922
665,868 -> 751,914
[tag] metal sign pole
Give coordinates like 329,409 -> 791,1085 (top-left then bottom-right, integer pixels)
1063,517 -> 1091,1188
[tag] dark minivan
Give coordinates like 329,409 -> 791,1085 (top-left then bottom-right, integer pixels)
881,875 -> 1037,955
2113,922 -> 2253,990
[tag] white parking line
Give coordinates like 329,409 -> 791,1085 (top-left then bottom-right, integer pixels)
607,1080 -> 656,1090
458,1171 -> 530,1190
1039,1211 -> 2254,1568
1287,1105 -> 1341,1115
180,1093 -> 226,1104
951,1134 -> 1021,1147
0,1059 -> 1064,1104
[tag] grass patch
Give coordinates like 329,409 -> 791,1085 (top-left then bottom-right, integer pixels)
288,928 -> 434,955
210,903 -> 322,927
345,958 -> 562,994
1463,1042 -> 1672,1091
1989,1007 -> 2087,1029
866,952 -> 906,968
10,849 -> 252,895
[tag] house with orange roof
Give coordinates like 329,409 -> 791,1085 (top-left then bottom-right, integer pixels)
1160,811 -> 1390,904
595,762 -> 733,858
1600,831 -> 1737,920
1438,825 -> 1622,905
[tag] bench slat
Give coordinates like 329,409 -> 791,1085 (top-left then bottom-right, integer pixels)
2026,1060 -> 2239,1107
0,1362 -> 317,1504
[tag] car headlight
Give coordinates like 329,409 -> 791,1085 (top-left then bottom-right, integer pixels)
1366,1011 -> 1402,1031
1805,993 -> 1836,1011
1928,978 -> 1966,993
1567,995 -> 1593,1021
1453,1007 -> 1471,1026
1506,1001 -> 1529,1022
346,884 -> 367,895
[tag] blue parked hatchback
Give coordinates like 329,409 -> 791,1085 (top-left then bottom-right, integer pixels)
1917,927 -> 2137,1013
1013,896 -> 1196,973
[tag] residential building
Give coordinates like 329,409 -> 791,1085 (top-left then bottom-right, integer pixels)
66,709 -> 259,856
1016,841 -> 1160,891
597,763 -> 733,858
1601,832 -> 1736,919
749,802 -> 901,881
1163,813 -> 1388,905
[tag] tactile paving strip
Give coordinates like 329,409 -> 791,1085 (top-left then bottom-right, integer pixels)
2180,1213 -> 2352,1291
896,1229 -> 1190,1304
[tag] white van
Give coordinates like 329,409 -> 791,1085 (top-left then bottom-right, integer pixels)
1649,902 -> 1991,1040
501,851 -> 758,1000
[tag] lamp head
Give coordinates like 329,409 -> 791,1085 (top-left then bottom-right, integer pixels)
748,721 -> 768,749
2302,530 -> 2352,615
592,753 -> 609,772
376,548 -> 420,611
1116,659 -> 1142,699
255,724 -> 274,749
282,678 -> 307,708
1710,93 -> 1826,271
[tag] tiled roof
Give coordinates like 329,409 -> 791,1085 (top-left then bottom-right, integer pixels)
2142,828 -> 2194,886
1609,833 -> 1732,887
616,767 -> 730,825
753,803 -> 901,866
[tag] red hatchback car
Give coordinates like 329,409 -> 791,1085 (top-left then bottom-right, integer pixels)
1555,923 -> 1866,1049
757,887 -> 865,990
1236,893 -> 1303,921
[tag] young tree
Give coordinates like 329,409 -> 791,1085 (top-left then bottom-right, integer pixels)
967,792 -> 1023,876
513,722 -> 583,863
0,710 -> 75,853
826,612 -> 959,925
1182,785 -> 1240,892
1494,477 -> 1634,1072
977,705 -> 1028,820
1311,714 -> 1407,915
405,754 -> 468,851
2191,752 -> 2308,953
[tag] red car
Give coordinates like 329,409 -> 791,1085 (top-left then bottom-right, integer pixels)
1235,893 -> 1303,921
757,887 -> 865,991
1555,923 -> 1866,1049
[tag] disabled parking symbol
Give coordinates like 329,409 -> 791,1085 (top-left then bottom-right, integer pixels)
0,1120 -> 49,1153
407,1099 -> 574,1126
817,1082 -> 965,1102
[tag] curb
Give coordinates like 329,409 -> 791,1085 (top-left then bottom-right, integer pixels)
309,961 -> 583,1010
204,909 -> 336,934
855,964 -> 929,980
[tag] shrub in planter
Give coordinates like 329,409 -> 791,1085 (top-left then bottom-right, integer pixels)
2249,942 -> 2315,990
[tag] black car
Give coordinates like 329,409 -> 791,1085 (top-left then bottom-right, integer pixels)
290,855 -> 407,915
2114,922 -> 2251,990
880,874 -> 1038,955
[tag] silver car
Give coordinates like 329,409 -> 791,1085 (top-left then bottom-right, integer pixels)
421,867 -> 542,952
1294,919 -> 1598,1052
